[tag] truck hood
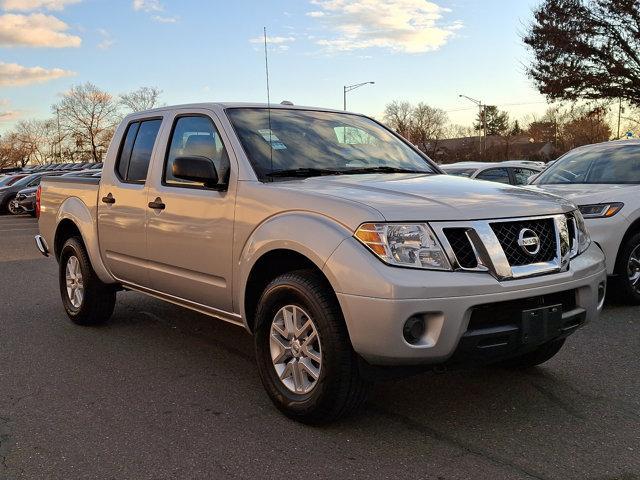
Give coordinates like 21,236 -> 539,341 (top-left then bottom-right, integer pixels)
277,173 -> 575,221
534,183 -> 640,205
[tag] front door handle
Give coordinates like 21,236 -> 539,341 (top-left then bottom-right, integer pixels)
101,193 -> 115,204
148,197 -> 166,210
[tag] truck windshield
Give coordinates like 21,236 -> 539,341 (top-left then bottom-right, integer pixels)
535,143 -> 640,185
226,108 -> 436,180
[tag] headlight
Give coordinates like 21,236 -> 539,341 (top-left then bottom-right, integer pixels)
578,202 -> 623,218
573,210 -> 591,256
25,192 -> 36,198
355,223 -> 452,270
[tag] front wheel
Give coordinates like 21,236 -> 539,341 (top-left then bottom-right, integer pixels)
6,197 -> 21,215
254,270 -> 369,424
615,232 -> 640,305
59,237 -> 116,325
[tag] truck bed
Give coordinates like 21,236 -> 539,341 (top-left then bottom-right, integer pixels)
38,176 -> 100,258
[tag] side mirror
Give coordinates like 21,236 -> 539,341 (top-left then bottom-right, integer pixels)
172,156 -> 219,188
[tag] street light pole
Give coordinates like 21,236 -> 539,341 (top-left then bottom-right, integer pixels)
343,81 -> 375,111
459,94 -> 486,156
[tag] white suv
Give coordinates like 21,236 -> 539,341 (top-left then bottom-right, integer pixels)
533,140 -> 640,303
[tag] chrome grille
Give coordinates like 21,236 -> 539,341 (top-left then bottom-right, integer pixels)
490,218 -> 556,266
432,213 -> 576,281
443,228 -> 478,268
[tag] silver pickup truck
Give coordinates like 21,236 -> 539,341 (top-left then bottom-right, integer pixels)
36,103 -> 607,423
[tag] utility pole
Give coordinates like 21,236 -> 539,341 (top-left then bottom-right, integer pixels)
343,81 -> 375,111
459,94 -> 485,156
617,98 -> 623,139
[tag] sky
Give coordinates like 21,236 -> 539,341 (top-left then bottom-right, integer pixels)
0,0 -> 550,133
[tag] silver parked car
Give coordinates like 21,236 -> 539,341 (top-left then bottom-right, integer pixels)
533,140 -> 640,303
441,161 -> 544,185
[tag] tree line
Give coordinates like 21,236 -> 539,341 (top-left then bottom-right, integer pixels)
0,84 -> 162,169
382,99 -> 626,164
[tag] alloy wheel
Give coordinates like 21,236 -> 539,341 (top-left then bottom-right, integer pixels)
7,199 -> 20,215
269,305 -> 322,394
65,255 -> 84,308
628,244 -> 640,294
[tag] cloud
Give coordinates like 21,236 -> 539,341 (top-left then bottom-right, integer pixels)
0,61 -> 75,86
0,0 -> 80,11
308,0 -> 462,54
97,28 -> 114,50
133,0 -> 163,12
133,0 -> 177,23
152,15 -> 177,23
249,35 -> 295,45
0,109 -> 20,122
249,35 -> 295,52
0,13 -> 81,47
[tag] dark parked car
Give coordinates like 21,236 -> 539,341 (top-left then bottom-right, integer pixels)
0,174 -> 28,187
0,172 -> 63,214
13,186 -> 38,216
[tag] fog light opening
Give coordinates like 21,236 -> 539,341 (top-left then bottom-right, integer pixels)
403,316 -> 426,345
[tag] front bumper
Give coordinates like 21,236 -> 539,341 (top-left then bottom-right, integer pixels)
326,240 -> 606,366
17,197 -> 35,212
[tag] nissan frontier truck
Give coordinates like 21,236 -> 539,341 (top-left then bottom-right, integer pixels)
35,103 -> 607,423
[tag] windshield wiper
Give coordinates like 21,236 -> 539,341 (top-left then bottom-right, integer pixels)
265,168 -> 344,178
340,166 -> 432,175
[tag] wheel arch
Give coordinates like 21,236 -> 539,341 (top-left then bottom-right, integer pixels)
238,213 -> 355,333
614,215 -> 640,273
243,249 -> 340,333
53,197 -> 115,284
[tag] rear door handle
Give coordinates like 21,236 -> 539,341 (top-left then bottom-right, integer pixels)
148,197 -> 165,210
101,193 -> 115,204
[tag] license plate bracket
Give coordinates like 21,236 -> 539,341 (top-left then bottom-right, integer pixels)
521,304 -> 563,345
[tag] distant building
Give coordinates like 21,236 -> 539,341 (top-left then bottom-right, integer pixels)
429,135 -> 558,164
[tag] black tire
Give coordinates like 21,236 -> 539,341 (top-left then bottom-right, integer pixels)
59,236 -> 116,326
499,338 -> 566,369
614,232 -> 640,305
254,270 -> 370,424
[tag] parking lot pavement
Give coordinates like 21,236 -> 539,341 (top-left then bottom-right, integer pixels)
0,215 -> 639,480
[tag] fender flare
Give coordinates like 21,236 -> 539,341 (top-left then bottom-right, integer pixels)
55,196 -> 115,284
236,211 -> 352,325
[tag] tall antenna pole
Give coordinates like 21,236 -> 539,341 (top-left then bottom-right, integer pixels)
264,27 -> 274,177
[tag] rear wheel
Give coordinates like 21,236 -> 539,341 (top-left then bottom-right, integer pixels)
499,338 -> 566,369
615,232 -> 640,305
254,270 -> 369,424
59,237 -> 116,325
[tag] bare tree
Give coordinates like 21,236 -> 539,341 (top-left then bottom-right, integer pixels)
13,119 -> 59,165
410,103 -> 448,155
562,106 -> 612,149
55,83 -> 121,162
383,101 -> 413,139
120,86 -> 163,113
0,132 -> 31,168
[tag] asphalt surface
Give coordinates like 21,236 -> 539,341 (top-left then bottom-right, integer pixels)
0,215 -> 639,480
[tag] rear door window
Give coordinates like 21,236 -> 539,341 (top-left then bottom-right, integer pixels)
115,119 -> 162,183
476,168 -> 511,184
